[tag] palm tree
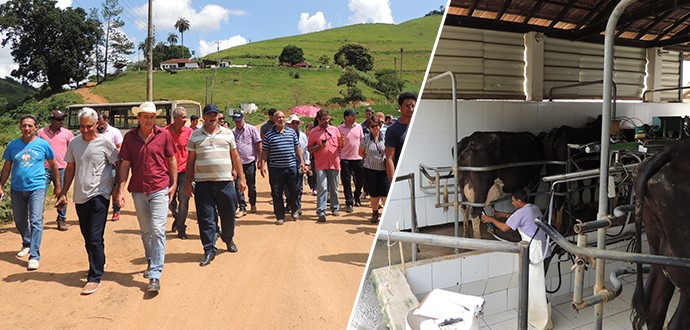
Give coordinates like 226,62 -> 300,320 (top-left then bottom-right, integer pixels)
138,41 -> 147,60
167,33 -> 178,45
167,33 -> 178,58
174,17 -> 190,49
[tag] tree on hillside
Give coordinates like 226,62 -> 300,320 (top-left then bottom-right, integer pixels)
425,6 -> 446,16
333,43 -> 374,72
0,0 -> 101,91
337,68 -> 365,104
99,0 -> 133,82
88,8 -> 105,82
373,69 -> 405,101
174,17 -> 190,48
279,45 -> 304,66
152,42 -> 191,68
318,55 -> 330,66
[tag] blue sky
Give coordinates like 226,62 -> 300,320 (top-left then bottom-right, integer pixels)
0,0 -> 448,79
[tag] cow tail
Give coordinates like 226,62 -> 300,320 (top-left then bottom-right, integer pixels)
630,147 -> 674,330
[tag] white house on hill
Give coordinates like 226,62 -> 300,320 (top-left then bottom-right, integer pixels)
160,58 -> 199,70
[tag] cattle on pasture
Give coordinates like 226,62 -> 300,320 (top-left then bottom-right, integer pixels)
455,131 -> 544,238
631,138 -> 690,330
542,115 -> 602,234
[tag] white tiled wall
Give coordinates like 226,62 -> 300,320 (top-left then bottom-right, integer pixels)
403,232 -> 644,316
382,99 -> 690,232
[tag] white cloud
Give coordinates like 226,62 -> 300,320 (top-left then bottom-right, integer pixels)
0,38 -> 17,79
297,11 -> 331,34
56,0 -> 72,9
133,0 -> 245,34
348,0 -> 394,24
198,36 -> 248,57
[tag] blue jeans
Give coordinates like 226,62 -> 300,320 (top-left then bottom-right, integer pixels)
75,195 -> 108,283
194,181 -> 237,255
169,172 -> 190,231
11,188 -> 46,261
45,168 -> 66,220
268,166 -> 299,220
316,169 -> 340,215
235,161 -> 257,211
131,189 -> 168,280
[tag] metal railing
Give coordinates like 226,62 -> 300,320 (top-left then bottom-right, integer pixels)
641,85 -> 690,102
378,231 -> 530,330
394,173 -> 419,261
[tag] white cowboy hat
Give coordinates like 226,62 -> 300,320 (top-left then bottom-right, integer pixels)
287,114 -> 301,124
132,101 -> 162,115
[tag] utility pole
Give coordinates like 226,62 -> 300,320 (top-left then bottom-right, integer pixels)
399,48 -> 404,80
146,0 -> 153,101
216,41 -> 221,67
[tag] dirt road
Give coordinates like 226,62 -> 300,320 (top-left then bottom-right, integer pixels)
75,84 -> 108,104
0,173 -> 377,328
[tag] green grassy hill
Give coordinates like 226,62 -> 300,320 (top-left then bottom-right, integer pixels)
91,15 -> 441,124
0,77 -> 36,109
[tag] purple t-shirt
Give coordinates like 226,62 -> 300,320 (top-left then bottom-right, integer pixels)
232,124 -> 261,164
506,203 -> 546,243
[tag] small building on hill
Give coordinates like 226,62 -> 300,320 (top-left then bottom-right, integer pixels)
160,58 -> 199,71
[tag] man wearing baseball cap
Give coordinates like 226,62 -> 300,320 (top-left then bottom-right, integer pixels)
287,114 -> 310,214
185,104 -> 246,267
37,110 -> 73,231
231,111 -> 261,216
117,101 -> 177,293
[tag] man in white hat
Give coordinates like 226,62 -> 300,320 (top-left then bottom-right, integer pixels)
37,109 -> 73,231
116,101 -> 177,293
287,114 -> 309,213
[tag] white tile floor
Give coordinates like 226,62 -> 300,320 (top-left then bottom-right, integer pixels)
479,277 -> 681,329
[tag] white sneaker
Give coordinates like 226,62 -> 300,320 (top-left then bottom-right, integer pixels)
16,247 -> 30,258
27,259 -> 39,270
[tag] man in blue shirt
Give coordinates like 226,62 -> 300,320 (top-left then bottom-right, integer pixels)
260,111 -> 307,225
0,114 -> 62,271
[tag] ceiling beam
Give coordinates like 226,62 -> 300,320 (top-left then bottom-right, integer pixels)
549,0 -> 578,29
653,11 -> 690,41
522,1 -> 544,24
635,10 -> 675,39
495,0 -> 514,21
467,0 -> 480,17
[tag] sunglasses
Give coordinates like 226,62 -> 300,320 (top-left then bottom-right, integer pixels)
52,117 -> 65,121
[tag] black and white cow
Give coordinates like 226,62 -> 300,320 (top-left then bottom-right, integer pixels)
631,138 -> 690,330
542,115 -> 602,234
455,131 -> 544,238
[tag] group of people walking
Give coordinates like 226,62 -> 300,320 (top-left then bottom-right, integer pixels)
1,91 -> 416,296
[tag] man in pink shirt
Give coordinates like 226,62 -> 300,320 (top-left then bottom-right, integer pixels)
37,110 -> 73,231
165,107 -> 193,239
307,109 -> 343,222
338,109 -> 364,213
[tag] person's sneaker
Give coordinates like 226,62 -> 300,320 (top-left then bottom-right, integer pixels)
147,279 -> 160,292
311,190 -> 317,196
354,201 -> 362,207
27,259 -> 39,270
111,212 -> 120,221
236,209 -> 247,218
332,209 -> 340,216
57,219 -> 69,231
276,219 -> 284,225
250,205 -> 257,213
318,214 -> 326,223
81,281 -> 100,295
16,247 -> 30,258
345,205 -> 353,213
291,211 -> 299,221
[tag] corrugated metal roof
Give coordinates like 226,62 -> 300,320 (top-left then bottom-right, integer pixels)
447,0 -> 690,52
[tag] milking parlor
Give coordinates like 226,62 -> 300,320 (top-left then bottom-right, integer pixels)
354,1 -> 690,330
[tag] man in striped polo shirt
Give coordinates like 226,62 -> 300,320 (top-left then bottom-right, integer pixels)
260,111 -> 307,225
184,104 -> 246,267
